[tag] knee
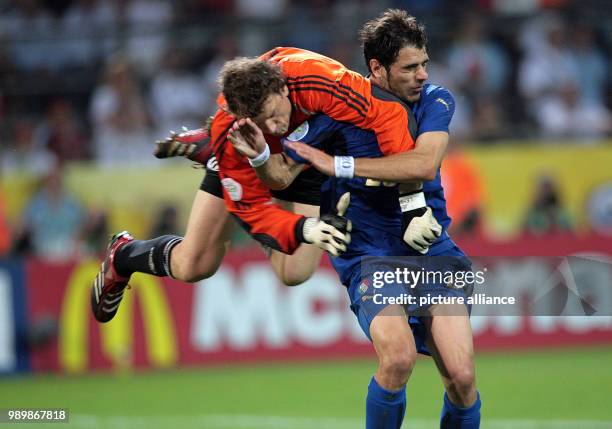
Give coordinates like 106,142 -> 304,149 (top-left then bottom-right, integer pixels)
379,349 -> 416,382
180,266 -> 217,283
172,252 -> 220,283
447,366 -> 476,394
274,258 -> 316,286
278,271 -> 311,287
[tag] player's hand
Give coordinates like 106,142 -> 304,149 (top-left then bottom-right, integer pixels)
227,118 -> 268,159
283,141 -> 334,176
402,207 -> 442,254
302,192 -> 352,257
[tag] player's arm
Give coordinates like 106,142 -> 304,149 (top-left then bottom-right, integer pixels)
256,153 -> 304,190
358,87 -> 455,182
286,87 -> 455,183
227,118 -> 305,190
355,131 -> 448,182
284,132 -> 447,183
217,145 -> 350,256
213,116 -> 350,256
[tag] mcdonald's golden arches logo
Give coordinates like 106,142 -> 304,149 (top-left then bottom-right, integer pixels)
59,261 -> 178,373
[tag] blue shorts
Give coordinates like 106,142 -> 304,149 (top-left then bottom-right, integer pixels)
345,246 -> 473,355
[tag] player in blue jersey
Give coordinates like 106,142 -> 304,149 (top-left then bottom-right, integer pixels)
228,9 -> 481,429
281,112 -> 478,424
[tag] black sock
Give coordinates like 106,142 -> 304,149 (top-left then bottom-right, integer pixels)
114,235 -> 182,278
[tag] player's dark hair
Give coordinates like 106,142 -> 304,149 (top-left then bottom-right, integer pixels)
359,9 -> 428,72
219,57 -> 286,118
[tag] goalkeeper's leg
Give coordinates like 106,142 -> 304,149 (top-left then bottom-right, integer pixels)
168,190 -> 234,282
268,200 -> 323,286
154,119 -> 213,164
112,189 -> 324,286
91,188 -> 234,323
108,189 -> 233,284
106,160 -> 325,291
169,194 -> 324,286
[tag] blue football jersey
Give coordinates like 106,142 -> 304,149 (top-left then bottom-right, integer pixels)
284,83 -> 458,284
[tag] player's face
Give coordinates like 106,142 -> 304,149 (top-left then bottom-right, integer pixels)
386,46 -> 429,103
252,86 -> 292,136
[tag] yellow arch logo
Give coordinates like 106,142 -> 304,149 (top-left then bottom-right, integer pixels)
59,261 -> 178,373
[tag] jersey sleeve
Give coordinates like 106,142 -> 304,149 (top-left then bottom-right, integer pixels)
418,86 -> 455,134
210,110 -> 307,254
282,114 -> 340,164
281,58 -> 416,157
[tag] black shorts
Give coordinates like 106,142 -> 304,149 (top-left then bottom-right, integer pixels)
200,156 -> 224,198
200,155 -> 323,206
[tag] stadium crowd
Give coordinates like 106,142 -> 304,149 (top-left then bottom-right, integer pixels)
0,0 -> 609,260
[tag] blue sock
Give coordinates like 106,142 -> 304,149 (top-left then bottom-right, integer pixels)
440,391 -> 481,429
365,376 -> 406,429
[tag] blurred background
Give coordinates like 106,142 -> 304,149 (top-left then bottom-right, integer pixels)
0,0 -> 611,428
1,0 -> 612,253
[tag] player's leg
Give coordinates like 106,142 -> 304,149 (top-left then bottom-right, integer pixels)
167,190 -> 234,282
425,304 -> 481,429
116,190 -> 232,282
366,305 -> 417,429
113,157 -> 233,283
266,166 -> 326,286
92,163 -> 234,322
268,200 -> 322,286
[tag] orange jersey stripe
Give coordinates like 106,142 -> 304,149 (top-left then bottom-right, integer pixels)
286,75 -> 370,111
268,47 -> 415,154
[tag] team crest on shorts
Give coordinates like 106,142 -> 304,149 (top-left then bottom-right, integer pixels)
221,178 -> 243,201
285,121 -> 309,142
358,279 -> 369,295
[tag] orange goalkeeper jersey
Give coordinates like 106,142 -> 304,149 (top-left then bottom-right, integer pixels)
210,47 -> 416,254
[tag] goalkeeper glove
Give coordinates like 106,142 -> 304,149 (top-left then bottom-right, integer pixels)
301,192 -> 352,257
399,190 -> 442,254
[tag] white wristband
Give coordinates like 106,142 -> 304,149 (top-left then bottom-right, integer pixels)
248,143 -> 270,167
334,156 -> 355,179
399,191 -> 426,212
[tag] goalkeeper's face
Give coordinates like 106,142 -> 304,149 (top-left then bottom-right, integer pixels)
386,46 -> 429,103
252,85 -> 292,136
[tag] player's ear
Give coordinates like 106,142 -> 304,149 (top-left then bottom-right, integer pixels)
369,59 -> 386,80
281,85 -> 289,97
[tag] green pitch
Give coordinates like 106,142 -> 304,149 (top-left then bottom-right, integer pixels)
1,346 -> 611,429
